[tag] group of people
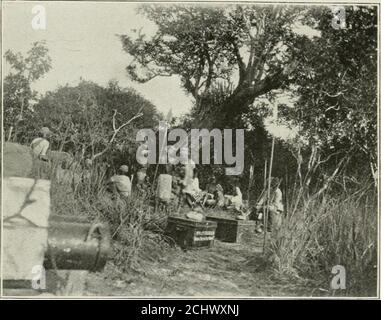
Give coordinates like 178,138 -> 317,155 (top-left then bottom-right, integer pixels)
181,171 -> 245,213
103,149 -> 285,233
155,156 -> 244,214
30,127 -> 284,233
160,157 -> 284,233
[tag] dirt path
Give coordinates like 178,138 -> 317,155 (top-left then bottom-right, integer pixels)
85,240 -> 315,297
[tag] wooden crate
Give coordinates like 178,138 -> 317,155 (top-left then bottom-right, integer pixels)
206,216 -> 257,244
165,216 -> 217,249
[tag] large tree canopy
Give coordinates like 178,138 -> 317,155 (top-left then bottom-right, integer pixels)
281,6 -> 377,174
120,4 -> 304,125
121,5 -> 377,157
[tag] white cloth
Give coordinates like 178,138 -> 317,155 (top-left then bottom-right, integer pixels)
192,177 -> 201,193
31,138 -> 50,157
184,160 -> 195,179
230,187 -> 243,209
181,160 -> 196,194
110,174 -> 131,197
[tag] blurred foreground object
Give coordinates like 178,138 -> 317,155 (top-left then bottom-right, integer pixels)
3,142 -> 111,296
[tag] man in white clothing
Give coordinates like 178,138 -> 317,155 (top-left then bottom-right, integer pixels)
30,127 -> 51,161
256,177 -> 284,233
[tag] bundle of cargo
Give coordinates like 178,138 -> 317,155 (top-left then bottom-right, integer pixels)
165,215 -> 217,249
157,174 -> 172,202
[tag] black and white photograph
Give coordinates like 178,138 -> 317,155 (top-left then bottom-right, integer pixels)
1,0 -> 379,299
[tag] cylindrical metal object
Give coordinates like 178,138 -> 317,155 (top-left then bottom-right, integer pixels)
44,215 -> 111,272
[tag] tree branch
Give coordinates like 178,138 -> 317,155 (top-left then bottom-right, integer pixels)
91,109 -> 143,161
231,40 -> 246,84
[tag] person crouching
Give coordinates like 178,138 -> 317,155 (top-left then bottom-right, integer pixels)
109,165 -> 132,199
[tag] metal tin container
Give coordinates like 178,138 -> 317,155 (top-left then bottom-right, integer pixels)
44,215 -> 111,272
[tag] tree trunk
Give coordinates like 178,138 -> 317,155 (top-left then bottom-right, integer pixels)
219,88 -> 256,126
217,70 -> 288,126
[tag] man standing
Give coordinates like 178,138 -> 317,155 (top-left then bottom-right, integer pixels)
109,165 -> 132,198
255,177 -> 284,233
30,127 -> 51,161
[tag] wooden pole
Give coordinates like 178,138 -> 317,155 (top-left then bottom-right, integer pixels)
260,158 -> 267,234
263,137 -> 275,253
285,165 -> 288,217
264,159 -> 267,189
247,164 -> 254,204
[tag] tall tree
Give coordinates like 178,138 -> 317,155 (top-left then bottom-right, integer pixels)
120,4 -> 303,126
4,41 -> 52,141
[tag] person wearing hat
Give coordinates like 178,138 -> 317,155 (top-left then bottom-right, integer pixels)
109,165 -> 132,198
30,127 -> 51,161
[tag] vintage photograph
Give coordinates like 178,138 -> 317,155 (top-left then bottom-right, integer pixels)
1,1 -> 379,298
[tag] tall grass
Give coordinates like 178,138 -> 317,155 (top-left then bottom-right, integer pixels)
267,148 -> 378,296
